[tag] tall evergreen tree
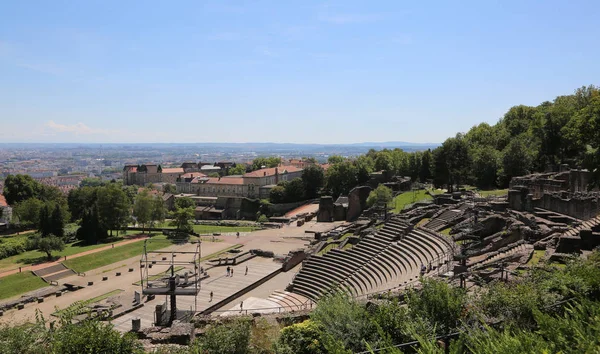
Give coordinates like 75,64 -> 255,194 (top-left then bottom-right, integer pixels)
50,204 -> 65,237
38,205 -> 51,237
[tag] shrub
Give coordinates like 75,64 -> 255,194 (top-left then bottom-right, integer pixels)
275,320 -> 326,354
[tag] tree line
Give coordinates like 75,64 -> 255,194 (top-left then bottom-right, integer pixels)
320,85 -> 600,197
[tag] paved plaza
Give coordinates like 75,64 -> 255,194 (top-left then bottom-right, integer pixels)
0,220 -> 342,331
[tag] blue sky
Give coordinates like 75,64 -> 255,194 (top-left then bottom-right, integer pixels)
1,0 -> 598,144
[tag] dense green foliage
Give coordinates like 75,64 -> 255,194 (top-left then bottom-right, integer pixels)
319,86 -> 600,196
1,249 -> 599,353
252,157 -> 282,170
366,185 -> 393,207
0,313 -> 142,354
133,189 -> 166,232
27,234 -> 65,260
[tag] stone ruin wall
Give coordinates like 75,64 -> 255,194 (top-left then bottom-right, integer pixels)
509,169 -> 599,220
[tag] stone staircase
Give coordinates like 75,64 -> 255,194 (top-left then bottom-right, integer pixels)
469,240 -> 532,270
266,290 -> 312,311
288,215 -> 454,301
33,263 -> 76,283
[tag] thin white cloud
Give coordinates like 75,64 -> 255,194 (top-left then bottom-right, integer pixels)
44,121 -> 118,135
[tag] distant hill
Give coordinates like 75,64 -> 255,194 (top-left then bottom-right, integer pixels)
0,141 -> 440,152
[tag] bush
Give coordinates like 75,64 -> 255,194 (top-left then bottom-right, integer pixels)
275,320 -> 326,354
257,214 -> 269,223
0,242 -> 26,260
194,319 -> 251,354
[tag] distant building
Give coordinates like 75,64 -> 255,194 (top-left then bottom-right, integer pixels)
123,164 -> 184,185
175,165 -> 303,199
0,194 -> 12,229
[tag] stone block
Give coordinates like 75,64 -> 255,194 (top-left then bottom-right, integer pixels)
116,272 -> 121,276
102,276 -> 108,281
17,304 -> 24,310
317,196 -> 334,222
129,268 -> 134,272
88,281 -> 94,286
346,186 -> 372,221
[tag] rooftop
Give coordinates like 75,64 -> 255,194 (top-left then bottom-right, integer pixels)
161,167 -> 184,173
243,165 -> 302,178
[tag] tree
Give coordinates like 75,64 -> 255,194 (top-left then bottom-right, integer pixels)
276,320 -> 327,354
301,165 -> 325,199
284,178 -> 305,203
3,174 -> 42,205
251,157 -> 281,170
76,204 -> 107,244
327,155 -> 344,164
150,197 -> 166,227
228,164 -> 247,175
80,177 -> 106,188
38,205 -> 52,237
366,185 -> 393,207
96,184 -> 131,236
68,187 -> 98,221
50,203 -> 65,237
12,198 -> 44,228
163,183 -> 177,194
499,136 -> 534,186
269,186 -> 286,204
175,197 -> 195,209
419,149 -> 433,182
325,161 -> 358,198
471,146 -> 500,189
29,234 -> 65,260
133,189 -> 153,233
374,150 -> 394,172
432,134 -> 472,191
195,319 -> 251,354
355,155 -> 375,184
170,207 -> 194,233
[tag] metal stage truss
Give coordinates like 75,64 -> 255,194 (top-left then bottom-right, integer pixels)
139,237 -> 202,325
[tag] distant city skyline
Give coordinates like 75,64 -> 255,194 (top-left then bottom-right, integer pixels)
1,1 -> 599,144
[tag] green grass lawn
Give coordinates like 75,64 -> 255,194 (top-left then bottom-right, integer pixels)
0,271 -> 48,300
153,222 -> 259,234
392,190 -> 433,213
0,235 -> 131,272
478,189 -> 509,197
527,250 -> 546,266
339,232 -> 353,241
318,243 -> 338,256
439,228 -> 452,236
416,218 -> 430,227
192,225 -> 259,234
63,236 -> 173,273
53,289 -> 124,317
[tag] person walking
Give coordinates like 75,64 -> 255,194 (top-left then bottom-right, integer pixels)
226,266 -> 231,277
245,265 -> 248,276
236,232 -> 240,238
209,291 -> 213,302
240,301 -> 243,312
231,268 -> 234,277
